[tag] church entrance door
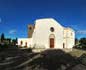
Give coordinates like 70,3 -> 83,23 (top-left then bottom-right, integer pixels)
49,34 -> 55,48
50,38 -> 54,48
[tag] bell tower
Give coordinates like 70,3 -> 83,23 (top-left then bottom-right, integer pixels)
28,24 -> 34,38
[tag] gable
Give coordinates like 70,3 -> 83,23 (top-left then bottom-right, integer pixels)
35,18 -> 63,29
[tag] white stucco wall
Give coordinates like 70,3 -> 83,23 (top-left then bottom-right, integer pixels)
32,18 -> 64,49
18,38 -> 32,48
63,28 -> 75,48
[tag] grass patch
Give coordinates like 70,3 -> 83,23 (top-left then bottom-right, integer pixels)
69,49 -> 86,57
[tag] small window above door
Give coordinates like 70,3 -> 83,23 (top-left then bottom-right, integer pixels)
50,27 -> 54,32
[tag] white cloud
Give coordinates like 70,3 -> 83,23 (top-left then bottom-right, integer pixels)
9,29 -> 17,34
76,30 -> 86,34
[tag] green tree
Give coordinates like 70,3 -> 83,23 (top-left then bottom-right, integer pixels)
75,38 -> 79,45
79,38 -> 86,45
12,38 -> 17,46
15,38 -> 17,44
79,38 -> 86,48
1,33 -> 5,42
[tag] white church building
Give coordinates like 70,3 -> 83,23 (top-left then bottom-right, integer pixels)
18,18 -> 75,52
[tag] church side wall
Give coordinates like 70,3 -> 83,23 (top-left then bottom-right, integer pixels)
18,38 -> 32,48
66,29 -> 75,48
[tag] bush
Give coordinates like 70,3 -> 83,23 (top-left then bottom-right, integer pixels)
78,53 -> 86,65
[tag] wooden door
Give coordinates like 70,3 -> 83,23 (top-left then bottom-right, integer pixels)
50,38 -> 54,48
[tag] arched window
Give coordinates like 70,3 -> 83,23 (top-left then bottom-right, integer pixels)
29,27 -> 32,30
20,41 -> 23,45
25,42 -> 27,47
63,43 -> 65,48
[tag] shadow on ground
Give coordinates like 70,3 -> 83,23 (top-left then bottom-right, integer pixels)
28,49 -> 79,70
0,48 -> 86,70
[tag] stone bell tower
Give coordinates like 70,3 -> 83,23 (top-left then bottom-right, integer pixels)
28,24 -> 34,38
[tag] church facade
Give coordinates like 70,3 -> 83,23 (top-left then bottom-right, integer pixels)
18,18 -> 75,52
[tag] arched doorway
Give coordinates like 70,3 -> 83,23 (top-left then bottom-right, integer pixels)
49,34 -> 55,48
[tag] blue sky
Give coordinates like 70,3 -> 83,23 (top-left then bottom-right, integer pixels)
0,0 -> 86,39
